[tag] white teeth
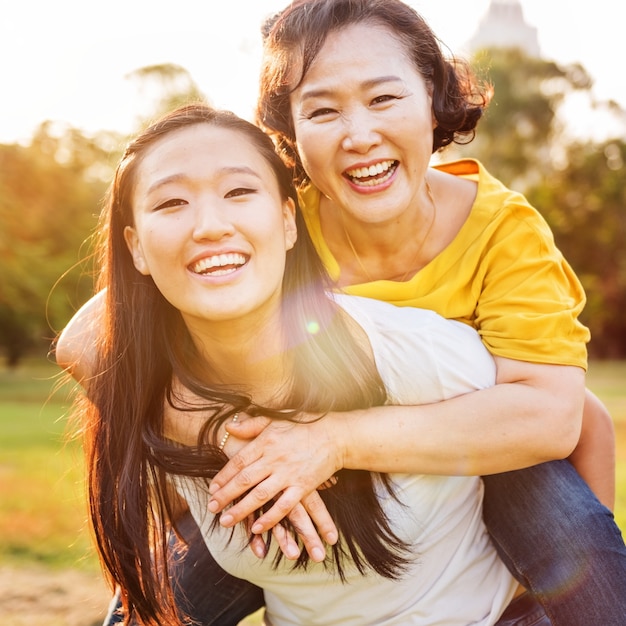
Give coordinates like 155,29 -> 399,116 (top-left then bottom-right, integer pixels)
191,253 -> 246,275
345,161 -> 397,187
346,160 -> 395,180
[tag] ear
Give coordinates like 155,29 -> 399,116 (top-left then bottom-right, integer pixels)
283,197 -> 298,251
124,226 -> 151,275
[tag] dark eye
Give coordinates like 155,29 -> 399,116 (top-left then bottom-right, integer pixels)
308,107 -> 336,120
154,198 -> 187,211
371,94 -> 398,105
225,187 -> 256,198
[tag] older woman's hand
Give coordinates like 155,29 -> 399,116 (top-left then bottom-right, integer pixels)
208,414 -> 343,545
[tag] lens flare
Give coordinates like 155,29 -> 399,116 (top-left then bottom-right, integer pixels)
306,320 -> 320,334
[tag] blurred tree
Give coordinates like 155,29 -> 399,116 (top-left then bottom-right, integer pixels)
450,48 -> 594,189
0,123 -> 116,366
126,63 -> 209,129
528,139 -> 626,358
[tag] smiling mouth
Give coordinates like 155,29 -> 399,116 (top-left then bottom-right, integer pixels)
344,160 -> 398,187
190,253 -> 247,276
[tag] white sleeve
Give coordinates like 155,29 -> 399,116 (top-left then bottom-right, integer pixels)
332,294 -> 496,405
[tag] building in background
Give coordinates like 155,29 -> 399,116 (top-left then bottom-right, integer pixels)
465,0 -> 541,57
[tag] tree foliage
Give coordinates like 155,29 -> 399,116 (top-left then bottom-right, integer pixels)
527,140 -> 626,358
0,124 -> 116,366
126,63 -> 210,128
452,48 -> 593,188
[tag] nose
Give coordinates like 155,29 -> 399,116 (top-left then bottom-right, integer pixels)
340,108 -> 382,153
192,200 -> 236,241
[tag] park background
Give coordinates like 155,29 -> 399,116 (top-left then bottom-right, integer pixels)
1,1 -> 625,624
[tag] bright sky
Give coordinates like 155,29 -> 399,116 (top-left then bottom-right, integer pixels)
1,0 -> 622,144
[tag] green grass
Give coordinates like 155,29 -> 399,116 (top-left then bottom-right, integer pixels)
0,358 -> 97,571
586,360 -> 626,531
0,357 -> 624,581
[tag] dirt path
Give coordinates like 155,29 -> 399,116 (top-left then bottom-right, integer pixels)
0,565 -> 109,626
0,566 -> 264,625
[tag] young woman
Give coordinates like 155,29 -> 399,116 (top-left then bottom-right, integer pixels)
58,103 -> 550,625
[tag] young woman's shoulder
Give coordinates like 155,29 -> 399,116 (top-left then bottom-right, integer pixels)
331,293 -> 496,404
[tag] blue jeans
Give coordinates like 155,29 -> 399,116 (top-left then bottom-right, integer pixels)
104,460 -> 626,626
495,592 -> 551,626
482,459 -> 626,626
102,511 -> 264,626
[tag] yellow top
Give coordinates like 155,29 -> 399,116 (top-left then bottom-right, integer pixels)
299,158 -> 590,369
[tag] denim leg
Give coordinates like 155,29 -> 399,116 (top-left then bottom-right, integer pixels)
483,459 -> 626,626
495,592 -> 552,626
171,511 -> 265,625
101,510 -> 265,626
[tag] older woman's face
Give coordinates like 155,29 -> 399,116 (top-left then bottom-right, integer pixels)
289,22 -> 436,226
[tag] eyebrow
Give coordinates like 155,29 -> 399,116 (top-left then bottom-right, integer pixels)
299,75 -> 404,102
146,166 -> 262,195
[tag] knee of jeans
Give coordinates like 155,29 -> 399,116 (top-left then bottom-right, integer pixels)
482,462 -> 626,563
482,461 -> 617,540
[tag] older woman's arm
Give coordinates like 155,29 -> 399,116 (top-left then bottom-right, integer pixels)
207,357 -> 586,533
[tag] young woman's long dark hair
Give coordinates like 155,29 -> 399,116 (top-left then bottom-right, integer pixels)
78,104 -> 412,625
257,0 -> 491,183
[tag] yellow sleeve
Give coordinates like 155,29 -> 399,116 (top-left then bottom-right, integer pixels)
473,201 -> 589,369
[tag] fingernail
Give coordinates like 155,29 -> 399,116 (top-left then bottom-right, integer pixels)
252,543 -> 266,558
251,522 -> 263,534
220,513 -> 233,527
208,500 -> 219,513
312,547 -> 325,562
326,531 -> 338,545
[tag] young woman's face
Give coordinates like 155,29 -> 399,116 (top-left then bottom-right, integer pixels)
124,124 -> 297,329
289,22 -> 436,226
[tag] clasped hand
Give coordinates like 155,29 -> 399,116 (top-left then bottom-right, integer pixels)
209,414 -> 342,562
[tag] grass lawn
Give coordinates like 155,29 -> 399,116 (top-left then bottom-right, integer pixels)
586,360 -> 626,530
0,358 -> 96,571
0,356 -> 624,625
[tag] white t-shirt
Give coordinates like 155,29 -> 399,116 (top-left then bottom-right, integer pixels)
175,295 -> 518,625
